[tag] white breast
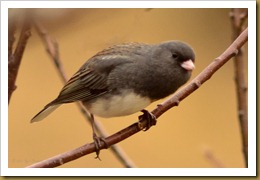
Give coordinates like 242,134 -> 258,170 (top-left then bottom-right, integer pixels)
86,90 -> 151,118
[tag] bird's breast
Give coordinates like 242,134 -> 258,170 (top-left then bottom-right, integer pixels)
84,90 -> 152,118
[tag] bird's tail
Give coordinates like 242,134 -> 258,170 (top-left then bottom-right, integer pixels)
31,104 -> 60,123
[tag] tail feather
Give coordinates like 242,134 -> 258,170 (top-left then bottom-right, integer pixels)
31,105 -> 60,123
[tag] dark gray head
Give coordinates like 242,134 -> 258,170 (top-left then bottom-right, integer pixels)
152,40 -> 195,66
149,41 -> 195,74
141,40 -> 196,100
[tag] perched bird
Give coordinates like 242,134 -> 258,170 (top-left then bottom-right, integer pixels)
31,40 -> 195,157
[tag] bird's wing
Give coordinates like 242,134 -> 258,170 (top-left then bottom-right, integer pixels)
48,67 -> 109,106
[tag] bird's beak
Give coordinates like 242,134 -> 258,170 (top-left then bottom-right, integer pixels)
181,59 -> 195,71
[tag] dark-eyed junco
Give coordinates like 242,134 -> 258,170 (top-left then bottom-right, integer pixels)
31,40 -> 195,157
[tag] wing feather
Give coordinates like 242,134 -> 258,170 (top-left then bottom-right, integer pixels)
48,68 -> 108,105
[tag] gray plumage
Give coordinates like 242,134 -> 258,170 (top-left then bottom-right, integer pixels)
31,40 -> 195,122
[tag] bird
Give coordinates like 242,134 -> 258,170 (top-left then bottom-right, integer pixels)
31,40 -> 195,158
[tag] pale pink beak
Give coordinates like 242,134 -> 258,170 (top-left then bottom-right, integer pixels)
181,59 -> 195,71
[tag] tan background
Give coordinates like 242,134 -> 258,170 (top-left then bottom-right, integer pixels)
8,8 -> 248,168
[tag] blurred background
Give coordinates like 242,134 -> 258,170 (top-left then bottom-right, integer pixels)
8,8 -> 248,168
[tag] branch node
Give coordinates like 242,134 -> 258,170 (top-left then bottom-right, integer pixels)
238,110 -> 245,118
242,85 -> 248,92
59,158 -> 64,165
229,11 -> 234,19
25,30 -> 31,37
174,100 -> 180,106
214,57 -> 221,63
157,103 -> 163,108
233,49 -> 239,56
169,96 -> 180,106
193,80 -> 202,89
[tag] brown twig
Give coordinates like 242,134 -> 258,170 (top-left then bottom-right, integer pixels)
203,147 -> 225,168
8,14 -> 31,103
32,20 -> 136,168
230,8 -> 248,167
8,16 -> 16,59
27,27 -> 248,168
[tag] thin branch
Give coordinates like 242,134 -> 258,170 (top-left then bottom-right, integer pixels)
33,21 -> 68,82
27,27 -> 248,168
230,8 -> 248,167
8,15 -> 31,103
203,147 -> 225,168
32,20 -> 136,168
8,16 -> 16,60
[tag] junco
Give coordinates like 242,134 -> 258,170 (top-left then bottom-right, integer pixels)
31,40 -> 195,157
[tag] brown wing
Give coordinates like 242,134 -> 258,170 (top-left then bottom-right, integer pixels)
47,67 -> 108,106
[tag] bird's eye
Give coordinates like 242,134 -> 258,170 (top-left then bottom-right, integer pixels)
172,53 -> 179,59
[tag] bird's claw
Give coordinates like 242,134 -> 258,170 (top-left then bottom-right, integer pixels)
93,133 -> 108,160
138,109 -> 157,131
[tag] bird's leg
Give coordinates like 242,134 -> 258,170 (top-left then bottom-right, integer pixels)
90,114 -> 108,160
138,109 -> 157,131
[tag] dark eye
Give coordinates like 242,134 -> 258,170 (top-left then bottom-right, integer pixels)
172,53 -> 179,59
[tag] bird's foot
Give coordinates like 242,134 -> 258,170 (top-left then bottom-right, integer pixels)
93,133 -> 108,160
138,109 -> 157,131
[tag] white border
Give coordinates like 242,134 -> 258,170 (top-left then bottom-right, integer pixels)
0,0 -> 256,8
1,0 -> 256,176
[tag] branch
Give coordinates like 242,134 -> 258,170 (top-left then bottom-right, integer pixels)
8,16 -> 16,60
203,147 -> 225,168
31,20 -> 136,168
230,8 -> 248,167
33,20 -> 68,82
8,15 -> 31,103
27,28 -> 248,168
